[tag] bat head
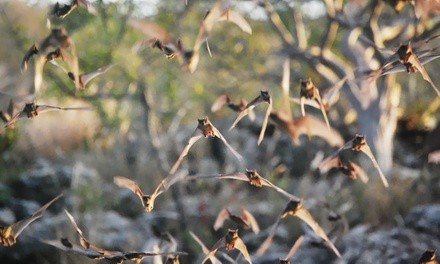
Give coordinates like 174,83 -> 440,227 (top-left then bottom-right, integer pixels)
281,200 -> 303,218
245,169 -> 263,187
197,117 -> 215,137
142,195 -> 154,212
23,103 -> 38,118
419,249 -> 437,264
46,48 -> 63,61
165,255 -> 180,264
352,134 -> 366,151
300,78 -> 316,99
260,90 -> 271,103
225,229 -> 239,251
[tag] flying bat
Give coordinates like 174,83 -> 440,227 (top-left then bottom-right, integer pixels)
2,102 -> 93,130
419,249 -> 438,264
318,155 -> 369,183
319,134 -> 389,187
278,235 -> 305,264
229,90 -> 272,145
0,193 -> 63,246
50,0 -> 97,19
211,94 -> 256,121
113,171 -> 187,212
201,229 -> 252,264
213,207 -> 260,234
269,112 -> 344,147
296,78 -> 330,129
188,169 -> 300,201
169,116 -> 242,175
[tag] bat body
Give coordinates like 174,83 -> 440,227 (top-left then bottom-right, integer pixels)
50,0 -> 96,19
0,193 -> 63,246
298,78 -> 330,129
169,117 -> 242,175
213,207 -> 260,234
211,94 -> 256,121
202,229 -> 252,264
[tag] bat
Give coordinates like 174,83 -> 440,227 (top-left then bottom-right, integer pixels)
281,200 -> 341,258
229,90 -> 273,145
318,155 -> 369,183
2,102 -> 93,130
297,78 -> 330,129
269,112 -> 344,147
113,171 -> 187,212
50,61 -> 114,89
169,116 -> 242,175
278,235 -> 304,264
319,134 -> 389,187
290,76 -> 348,111
419,249 -> 438,264
50,0 -> 97,19
211,94 -> 256,121
188,169 -> 300,201
21,27 -> 80,92
201,229 -> 252,264
0,193 -> 63,246
213,207 -> 260,234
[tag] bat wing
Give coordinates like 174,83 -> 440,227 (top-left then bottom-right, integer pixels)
318,155 -> 340,174
21,43 -> 39,73
241,208 -> 260,234
408,53 -> 440,97
169,129 -> 204,175
79,64 -> 115,88
262,178 -> 300,201
295,208 -> 341,258
3,111 -> 26,129
257,98 -> 272,145
189,231 -> 223,264
36,105 -> 93,114
255,218 -> 281,256
41,238 -> 104,259
349,161 -> 369,183
211,94 -> 229,112
64,209 -> 94,250
217,9 -> 252,34
213,208 -> 231,231
234,236 -> 253,264
113,176 -> 146,207
284,235 -> 304,260
212,125 -> 243,162
359,144 -> 389,187
201,237 -> 224,264
295,115 -> 344,147
193,1 -> 224,52
290,97 -> 320,109
229,105 -> 256,130
11,193 -> 63,238
128,18 -> 174,43
315,95 -> 330,129
321,76 -> 348,106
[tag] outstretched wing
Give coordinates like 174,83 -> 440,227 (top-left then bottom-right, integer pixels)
11,193 -> 63,238
114,176 -> 146,207
359,144 -> 389,187
318,155 -> 341,174
407,52 -> 440,97
211,94 -> 229,112
255,218 -> 281,256
258,97 -> 272,145
241,208 -> 260,234
212,125 -> 243,162
295,115 -> 344,147
234,236 -> 253,264
284,235 -> 305,260
217,9 -> 252,34
79,64 -> 115,88
169,128 -> 204,175
64,209 -> 94,250
259,177 -> 300,201
349,161 -> 369,183
213,208 -> 231,231
36,105 -> 93,115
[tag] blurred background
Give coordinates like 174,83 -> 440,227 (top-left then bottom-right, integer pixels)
0,0 -> 439,263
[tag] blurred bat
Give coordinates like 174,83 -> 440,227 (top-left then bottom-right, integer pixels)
281,200 -> 341,258
318,155 -> 369,183
269,112 -> 344,147
50,0 -> 97,19
202,229 -> 252,264
41,238 -> 105,260
2,102 -> 93,130
213,207 -> 260,234
278,235 -> 304,264
0,193 -> 63,246
211,94 -> 255,121
290,76 -> 348,111
114,171 -> 187,212
169,116 -> 242,175
229,90 -> 272,145
297,78 -> 330,129
419,249 -> 438,264
20,43 -> 38,73
319,134 -> 389,187
50,61 -> 114,89
189,231 -> 222,264
188,169 -> 300,201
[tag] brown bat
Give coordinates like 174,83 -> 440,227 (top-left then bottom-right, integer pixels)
0,193 -> 63,246
113,171 -> 187,212
419,249 -> 438,264
278,235 -> 304,264
50,61 -> 114,89
211,94 -> 256,121
202,229 -> 252,264
169,116 -> 242,175
290,76 -> 348,112
21,27 -> 80,92
50,0 -> 97,19
129,0 -> 251,73
229,90 -> 273,145
2,102 -> 93,130
318,155 -> 369,183
213,207 -> 260,234
297,78 -> 330,129
269,112 -> 344,147
319,134 -> 389,187
188,169 -> 300,201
